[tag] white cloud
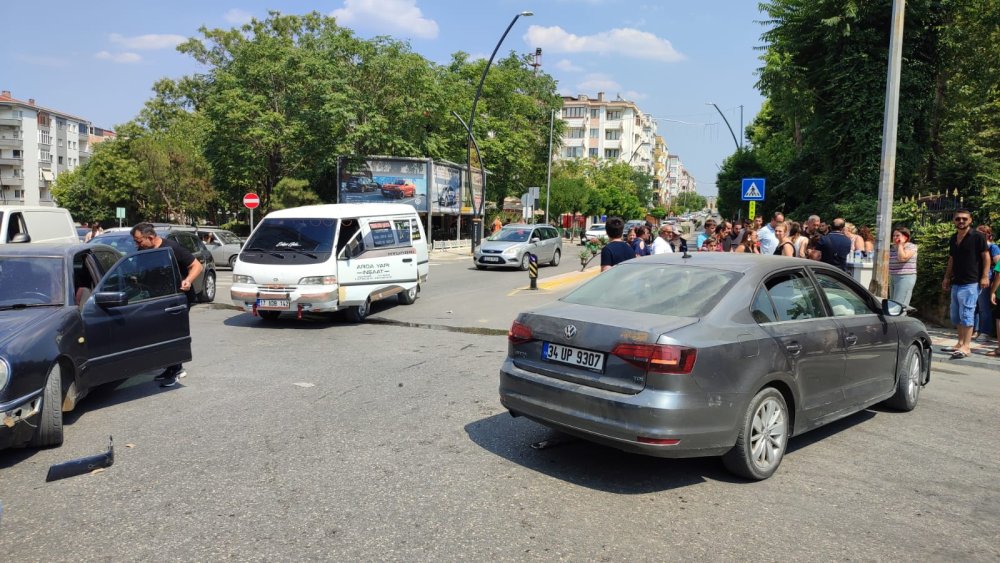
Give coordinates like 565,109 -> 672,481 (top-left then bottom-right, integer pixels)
524,26 -> 684,62
555,59 -> 583,72
224,8 -> 254,25
623,90 -> 646,101
109,33 -> 186,50
14,54 -> 69,68
95,51 -> 142,63
576,73 -> 621,93
330,0 -> 438,40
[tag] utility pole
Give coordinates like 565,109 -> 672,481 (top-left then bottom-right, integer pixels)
871,0 -> 906,298
545,109 -> 553,224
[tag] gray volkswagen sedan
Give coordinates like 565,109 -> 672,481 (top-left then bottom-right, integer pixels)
499,254 -> 931,480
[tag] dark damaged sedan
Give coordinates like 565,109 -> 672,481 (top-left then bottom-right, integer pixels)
0,243 -> 192,449
499,254 -> 932,480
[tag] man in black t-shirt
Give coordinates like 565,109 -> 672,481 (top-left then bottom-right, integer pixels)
816,218 -> 853,272
941,209 -> 990,359
600,216 -> 636,272
132,222 -> 203,387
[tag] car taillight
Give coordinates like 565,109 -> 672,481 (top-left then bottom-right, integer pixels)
611,343 -> 697,374
508,321 -> 534,344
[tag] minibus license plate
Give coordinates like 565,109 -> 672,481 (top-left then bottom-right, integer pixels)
257,299 -> 289,309
542,342 -> 605,372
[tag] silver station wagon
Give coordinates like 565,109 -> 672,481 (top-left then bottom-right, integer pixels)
499,254 -> 931,480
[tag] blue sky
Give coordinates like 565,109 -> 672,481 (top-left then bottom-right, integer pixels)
5,0 -> 768,196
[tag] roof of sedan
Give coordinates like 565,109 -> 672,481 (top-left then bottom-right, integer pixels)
0,243 -> 106,257
631,252 -> 839,274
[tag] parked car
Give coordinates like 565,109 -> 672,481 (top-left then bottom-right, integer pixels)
0,243 -> 193,449
344,175 -> 381,193
499,253 -> 931,480
581,223 -> 606,245
196,227 -> 244,269
87,225 -> 217,303
0,206 -> 78,245
380,178 -> 417,199
473,224 -> 562,270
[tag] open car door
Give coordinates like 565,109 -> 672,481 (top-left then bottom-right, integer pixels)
79,248 -> 193,387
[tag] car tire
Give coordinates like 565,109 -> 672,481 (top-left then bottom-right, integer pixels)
398,285 -> 418,305
199,272 -> 216,303
346,297 -> 370,323
883,344 -> 923,411
519,254 -> 530,271
550,249 -> 561,267
722,387 -> 788,481
258,310 -> 281,321
228,255 -> 237,269
29,363 -> 64,448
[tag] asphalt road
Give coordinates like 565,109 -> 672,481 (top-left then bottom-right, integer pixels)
1,257 -> 998,561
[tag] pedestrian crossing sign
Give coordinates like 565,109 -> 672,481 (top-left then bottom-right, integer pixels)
741,178 -> 766,201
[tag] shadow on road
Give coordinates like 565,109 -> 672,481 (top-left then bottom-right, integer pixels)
62,375 -> 179,425
466,407 -> 881,492
221,299 -> 402,329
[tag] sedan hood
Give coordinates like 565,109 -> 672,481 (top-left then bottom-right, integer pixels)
480,240 -> 524,252
0,307 -> 62,349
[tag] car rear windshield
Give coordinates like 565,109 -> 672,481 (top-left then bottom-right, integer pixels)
562,263 -> 740,317
242,218 -> 336,264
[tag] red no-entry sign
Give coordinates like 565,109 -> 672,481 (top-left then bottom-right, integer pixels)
243,193 -> 260,209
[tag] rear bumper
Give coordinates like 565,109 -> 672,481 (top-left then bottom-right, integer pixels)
499,359 -> 742,458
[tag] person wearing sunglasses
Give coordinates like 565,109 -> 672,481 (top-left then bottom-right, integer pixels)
941,209 -> 991,359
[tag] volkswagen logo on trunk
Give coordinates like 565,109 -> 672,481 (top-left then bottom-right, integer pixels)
564,324 -> 577,339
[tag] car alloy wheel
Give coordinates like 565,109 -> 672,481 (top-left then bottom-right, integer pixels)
723,387 -> 788,480
550,249 -> 561,267
200,272 -> 216,303
884,344 -> 922,411
520,254 -> 530,271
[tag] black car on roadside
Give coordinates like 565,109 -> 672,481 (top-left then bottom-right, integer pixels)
88,225 -> 217,303
0,243 -> 193,449
344,175 -> 381,193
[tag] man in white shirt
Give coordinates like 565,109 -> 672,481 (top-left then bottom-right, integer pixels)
651,225 -> 675,255
757,211 -> 784,256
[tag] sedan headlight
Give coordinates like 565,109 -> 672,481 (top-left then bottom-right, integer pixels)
503,247 -> 520,256
233,274 -> 256,284
298,275 -> 338,285
0,357 -> 10,391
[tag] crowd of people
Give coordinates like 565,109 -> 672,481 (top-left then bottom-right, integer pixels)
601,209 -> 1000,357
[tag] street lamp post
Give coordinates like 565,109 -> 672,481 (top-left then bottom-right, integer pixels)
705,102 -> 741,151
545,109 -> 554,225
466,10 -> 533,251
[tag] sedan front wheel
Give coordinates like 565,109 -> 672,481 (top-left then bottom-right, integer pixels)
723,387 -> 788,480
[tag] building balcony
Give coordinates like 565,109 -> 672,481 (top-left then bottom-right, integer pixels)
0,176 -> 23,186
0,156 -> 24,166
0,137 -> 23,148
563,117 -> 586,129
0,117 -> 22,127
603,139 -> 621,150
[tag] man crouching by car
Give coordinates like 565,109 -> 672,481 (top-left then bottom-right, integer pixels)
131,222 -> 202,387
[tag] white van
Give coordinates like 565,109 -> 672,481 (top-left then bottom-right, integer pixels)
0,206 -> 78,244
231,203 -> 428,322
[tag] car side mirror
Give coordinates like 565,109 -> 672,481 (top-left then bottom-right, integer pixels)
530,237 -> 540,244
94,291 -> 129,308
881,298 -> 905,317
10,233 -> 30,243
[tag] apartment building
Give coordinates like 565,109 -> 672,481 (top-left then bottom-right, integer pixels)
556,93 -> 694,208
0,90 -> 96,206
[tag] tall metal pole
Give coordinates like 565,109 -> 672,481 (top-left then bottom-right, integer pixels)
545,108 -> 554,225
871,0 -> 906,298
706,102 -> 740,151
466,11 -> 533,252
739,105 -> 744,148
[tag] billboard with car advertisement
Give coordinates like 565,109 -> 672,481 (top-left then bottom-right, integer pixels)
338,157 -> 429,212
430,162 -> 462,215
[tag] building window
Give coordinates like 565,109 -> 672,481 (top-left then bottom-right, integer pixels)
567,128 -> 585,139
604,149 -> 621,159
563,106 -> 585,118
590,109 -> 600,118
12,150 -> 21,158
589,148 -> 599,158
58,139 -> 64,147
39,131 -> 51,145
605,130 -> 621,140
14,189 -> 24,199
40,150 -> 51,162
58,156 -> 64,164
564,146 -> 583,158
13,168 -> 22,177
607,110 -> 622,120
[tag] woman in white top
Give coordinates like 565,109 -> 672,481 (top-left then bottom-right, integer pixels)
789,221 -> 808,258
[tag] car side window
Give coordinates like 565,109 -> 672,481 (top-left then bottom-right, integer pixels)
751,289 -> 778,324
174,232 -> 200,254
6,212 -> 27,242
764,271 -> 826,321
99,250 -> 179,303
92,249 -> 121,273
814,272 -> 875,317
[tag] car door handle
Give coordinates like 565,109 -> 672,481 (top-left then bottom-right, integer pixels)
844,335 -> 858,346
402,258 -> 413,263
164,304 -> 187,313
785,343 -> 803,356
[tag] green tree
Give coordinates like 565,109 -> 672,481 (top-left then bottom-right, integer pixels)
270,177 -> 321,210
